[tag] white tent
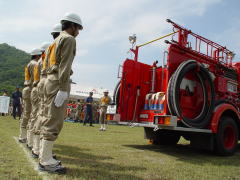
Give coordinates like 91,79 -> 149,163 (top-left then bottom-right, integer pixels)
69,84 -> 113,101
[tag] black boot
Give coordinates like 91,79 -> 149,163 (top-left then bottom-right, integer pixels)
19,138 -> 27,143
32,151 -> 39,159
38,163 -> 66,174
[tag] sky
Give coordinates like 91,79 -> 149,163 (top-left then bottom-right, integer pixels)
0,0 -> 239,90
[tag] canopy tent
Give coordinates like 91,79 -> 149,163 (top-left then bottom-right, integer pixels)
69,84 -> 113,101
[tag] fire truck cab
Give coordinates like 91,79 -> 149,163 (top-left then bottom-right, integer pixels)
112,19 -> 240,156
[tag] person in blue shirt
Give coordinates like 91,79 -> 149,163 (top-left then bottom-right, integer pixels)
83,92 -> 94,126
12,86 -> 22,119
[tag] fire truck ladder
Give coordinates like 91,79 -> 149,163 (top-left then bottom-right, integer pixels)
166,19 -> 234,67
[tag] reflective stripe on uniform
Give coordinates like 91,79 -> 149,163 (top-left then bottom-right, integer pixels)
48,43 -> 57,67
25,66 -> 30,81
33,64 -> 40,82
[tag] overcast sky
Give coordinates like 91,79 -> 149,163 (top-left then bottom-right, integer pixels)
0,0 -> 239,90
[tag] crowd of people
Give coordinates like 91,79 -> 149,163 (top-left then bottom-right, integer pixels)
1,12 -> 112,174
65,91 -> 112,130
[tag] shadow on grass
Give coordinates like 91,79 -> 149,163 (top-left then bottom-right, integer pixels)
66,167 -> 145,180
54,144 -> 146,180
124,144 -> 240,167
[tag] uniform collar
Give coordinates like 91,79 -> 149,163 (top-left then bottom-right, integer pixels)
61,31 -> 74,37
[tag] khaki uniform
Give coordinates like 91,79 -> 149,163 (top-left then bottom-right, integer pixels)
28,61 -> 41,133
20,60 -> 37,129
33,53 -> 48,135
41,31 -> 76,141
99,96 -> 112,124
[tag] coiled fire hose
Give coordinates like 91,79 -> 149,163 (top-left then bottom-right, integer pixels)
167,60 -> 215,128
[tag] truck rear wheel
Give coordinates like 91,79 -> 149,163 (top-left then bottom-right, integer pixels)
215,116 -> 239,156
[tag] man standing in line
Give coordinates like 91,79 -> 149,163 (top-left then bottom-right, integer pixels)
99,90 -> 112,131
31,42 -> 51,158
27,54 -> 41,150
12,86 -> 22,119
83,92 -> 94,126
39,13 -> 83,174
32,24 -> 62,159
18,48 -> 42,143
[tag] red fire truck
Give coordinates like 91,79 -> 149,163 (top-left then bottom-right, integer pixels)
112,19 -> 240,156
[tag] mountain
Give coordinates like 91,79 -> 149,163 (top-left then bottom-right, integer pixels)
0,43 -> 30,95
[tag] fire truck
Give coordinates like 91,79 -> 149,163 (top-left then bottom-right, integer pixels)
111,19 -> 240,156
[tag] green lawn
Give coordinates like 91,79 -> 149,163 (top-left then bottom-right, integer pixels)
1,116 -> 240,180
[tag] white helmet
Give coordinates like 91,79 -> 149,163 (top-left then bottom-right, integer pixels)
30,48 -> 42,56
103,89 -> 109,93
60,12 -> 83,30
40,42 -> 51,52
51,23 -> 62,35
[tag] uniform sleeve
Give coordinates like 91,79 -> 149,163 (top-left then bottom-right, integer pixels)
58,37 -> 76,91
38,60 -> 42,75
28,62 -> 35,77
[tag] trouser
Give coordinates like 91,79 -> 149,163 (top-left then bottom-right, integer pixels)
33,77 -> 46,135
74,110 -> 80,120
28,86 -> 40,133
20,86 -> 32,129
13,103 -> 22,119
40,74 -> 70,141
99,107 -> 107,124
84,109 -> 93,125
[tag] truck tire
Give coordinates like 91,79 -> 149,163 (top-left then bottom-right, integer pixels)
215,116 -> 239,156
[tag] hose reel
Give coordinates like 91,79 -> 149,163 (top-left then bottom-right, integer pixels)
167,60 -> 215,128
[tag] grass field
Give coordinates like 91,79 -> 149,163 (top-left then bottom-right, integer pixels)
1,116 -> 240,180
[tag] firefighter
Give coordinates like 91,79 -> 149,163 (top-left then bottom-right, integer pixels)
99,89 -> 112,131
31,42 -> 51,158
39,13 -> 83,174
32,24 -> 62,159
19,48 -> 42,144
51,23 -> 62,39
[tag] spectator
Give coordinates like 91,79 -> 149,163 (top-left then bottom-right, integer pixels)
2,90 -> 8,96
99,89 -> 112,131
1,90 -> 9,116
83,92 -> 94,126
12,86 -> 22,119
74,99 -> 81,122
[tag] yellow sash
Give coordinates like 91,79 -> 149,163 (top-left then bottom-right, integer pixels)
48,43 -> 57,67
33,64 -> 40,82
24,66 -> 30,81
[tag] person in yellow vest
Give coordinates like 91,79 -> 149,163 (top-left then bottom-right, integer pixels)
32,24 -> 62,159
99,89 -> 112,131
18,48 -> 42,143
39,13 -> 83,174
31,42 -> 51,158
27,53 -> 41,150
